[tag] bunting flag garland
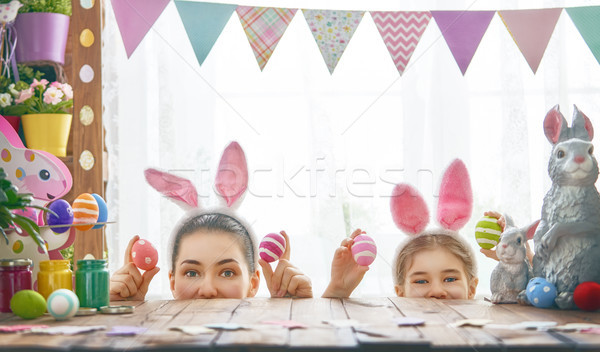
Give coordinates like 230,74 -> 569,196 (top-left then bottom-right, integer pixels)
371,11 -> 432,75
499,9 -> 562,73
111,0 -> 170,58
566,7 -> 600,65
237,6 -> 297,71
174,1 -> 236,67
302,9 -> 365,74
430,11 -> 495,75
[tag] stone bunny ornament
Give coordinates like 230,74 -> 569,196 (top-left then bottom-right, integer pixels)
529,105 -> 600,309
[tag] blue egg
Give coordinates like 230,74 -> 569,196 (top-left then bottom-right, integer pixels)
526,277 -> 557,308
91,193 -> 107,229
46,199 -> 74,234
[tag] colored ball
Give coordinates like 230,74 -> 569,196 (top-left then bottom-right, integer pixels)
474,216 -> 502,249
526,277 -> 557,308
351,234 -> 377,266
574,282 -> 600,312
46,199 -> 74,234
259,232 -> 286,263
72,193 -> 99,231
10,290 -> 46,319
91,193 -> 107,229
47,289 -> 79,320
132,239 -> 158,271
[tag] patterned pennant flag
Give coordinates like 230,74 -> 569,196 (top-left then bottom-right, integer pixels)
499,9 -> 562,73
174,1 -> 236,67
237,6 -> 297,71
371,11 -> 432,75
303,9 -> 365,74
111,0 -> 170,58
430,11 -> 495,75
566,7 -> 600,65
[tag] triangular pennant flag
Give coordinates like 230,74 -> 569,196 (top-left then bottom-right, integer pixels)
237,6 -> 297,71
430,11 -> 495,75
175,1 -> 236,67
371,11 -> 432,75
303,9 -> 365,74
499,9 -> 562,73
567,7 -> 600,65
111,0 -> 170,58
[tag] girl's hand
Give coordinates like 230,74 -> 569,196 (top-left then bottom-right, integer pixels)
322,229 -> 369,298
259,231 -> 313,298
480,211 -> 506,261
109,235 -> 160,301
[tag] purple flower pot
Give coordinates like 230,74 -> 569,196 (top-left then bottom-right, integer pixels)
14,12 -> 70,64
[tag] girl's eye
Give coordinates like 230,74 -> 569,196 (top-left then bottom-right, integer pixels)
184,271 -> 199,278
220,270 -> 235,278
444,277 -> 457,283
414,279 -> 428,284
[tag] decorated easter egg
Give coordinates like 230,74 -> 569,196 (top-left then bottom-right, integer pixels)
351,234 -> 377,266
91,193 -> 107,229
46,199 -> 74,234
47,289 -> 79,320
132,239 -> 158,271
259,232 -> 286,263
10,290 -> 46,319
526,277 -> 557,308
13,207 -> 40,225
474,216 -> 502,249
574,281 -> 600,312
72,193 -> 99,231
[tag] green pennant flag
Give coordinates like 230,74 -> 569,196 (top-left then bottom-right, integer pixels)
567,6 -> 600,65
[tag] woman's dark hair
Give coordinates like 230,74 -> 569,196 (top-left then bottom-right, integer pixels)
171,213 -> 256,274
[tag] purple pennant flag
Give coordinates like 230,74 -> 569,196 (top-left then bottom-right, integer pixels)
431,11 -> 495,75
111,0 -> 170,58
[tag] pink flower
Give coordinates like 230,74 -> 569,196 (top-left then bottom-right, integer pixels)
60,83 -> 73,100
43,87 -> 64,105
15,88 -> 33,104
50,81 -> 63,89
31,78 -> 49,89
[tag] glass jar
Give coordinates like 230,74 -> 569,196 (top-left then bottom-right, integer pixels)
37,260 -> 72,299
0,259 -> 33,312
75,259 -> 109,309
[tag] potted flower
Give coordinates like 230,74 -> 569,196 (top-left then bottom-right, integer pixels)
0,65 -> 44,133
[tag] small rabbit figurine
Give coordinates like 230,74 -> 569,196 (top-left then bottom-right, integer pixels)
530,105 -> 600,309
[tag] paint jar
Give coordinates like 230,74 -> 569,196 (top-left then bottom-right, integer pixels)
75,259 -> 109,309
37,260 -> 72,299
0,259 -> 32,312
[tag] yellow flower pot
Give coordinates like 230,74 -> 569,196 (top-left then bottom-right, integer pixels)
21,114 -> 72,157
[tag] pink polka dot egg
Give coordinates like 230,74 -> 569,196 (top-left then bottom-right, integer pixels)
351,234 -> 377,266
259,232 -> 286,263
131,238 -> 158,271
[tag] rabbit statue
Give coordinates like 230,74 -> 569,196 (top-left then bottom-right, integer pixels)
529,105 -> 600,309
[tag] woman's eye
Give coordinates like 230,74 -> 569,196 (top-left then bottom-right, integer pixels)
220,270 -> 235,278
184,271 -> 199,278
414,279 -> 428,284
444,277 -> 457,283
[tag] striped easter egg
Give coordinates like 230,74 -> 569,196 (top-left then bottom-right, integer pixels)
351,235 -> 377,266
72,193 -> 99,231
475,216 -> 502,249
259,233 -> 286,263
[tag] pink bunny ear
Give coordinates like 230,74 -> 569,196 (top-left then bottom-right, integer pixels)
390,184 -> 429,235
144,168 -> 198,209
525,220 -> 540,240
436,159 -> 472,231
215,141 -> 248,208
572,105 -> 594,141
544,105 -> 568,144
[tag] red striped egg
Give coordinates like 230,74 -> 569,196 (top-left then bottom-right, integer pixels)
259,233 -> 286,263
351,235 -> 377,266
72,193 -> 99,231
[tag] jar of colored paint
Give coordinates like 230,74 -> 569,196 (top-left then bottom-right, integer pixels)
75,259 -> 109,309
0,259 -> 32,312
37,260 -> 72,299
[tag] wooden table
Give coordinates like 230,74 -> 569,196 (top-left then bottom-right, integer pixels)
1,298 -> 599,351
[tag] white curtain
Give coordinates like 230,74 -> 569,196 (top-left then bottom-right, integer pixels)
103,0 -> 600,299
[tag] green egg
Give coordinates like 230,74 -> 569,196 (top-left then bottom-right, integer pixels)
474,216 -> 502,249
10,290 -> 47,319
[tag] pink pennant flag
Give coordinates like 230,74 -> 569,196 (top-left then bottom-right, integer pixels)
371,11 -> 432,75
499,9 -> 562,73
111,0 -> 170,58
430,11 -> 495,75
237,6 -> 297,71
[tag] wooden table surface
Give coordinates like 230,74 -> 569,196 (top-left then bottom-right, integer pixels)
1,297 -> 599,351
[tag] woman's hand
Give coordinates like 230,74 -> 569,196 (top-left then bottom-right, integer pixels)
259,231 -> 313,298
322,229 -> 369,298
109,235 -> 160,301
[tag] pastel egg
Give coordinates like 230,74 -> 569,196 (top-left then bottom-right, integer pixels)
132,239 -> 158,271
13,207 -> 40,226
474,216 -> 502,249
91,193 -> 107,229
351,234 -> 377,266
47,289 -> 79,320
72,193 -> 99,231
526,277 -> 557,308
574,281 -> 600,312
259,233 -> 286,263
10,290 -> 46,319
46,199 -> 74,234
